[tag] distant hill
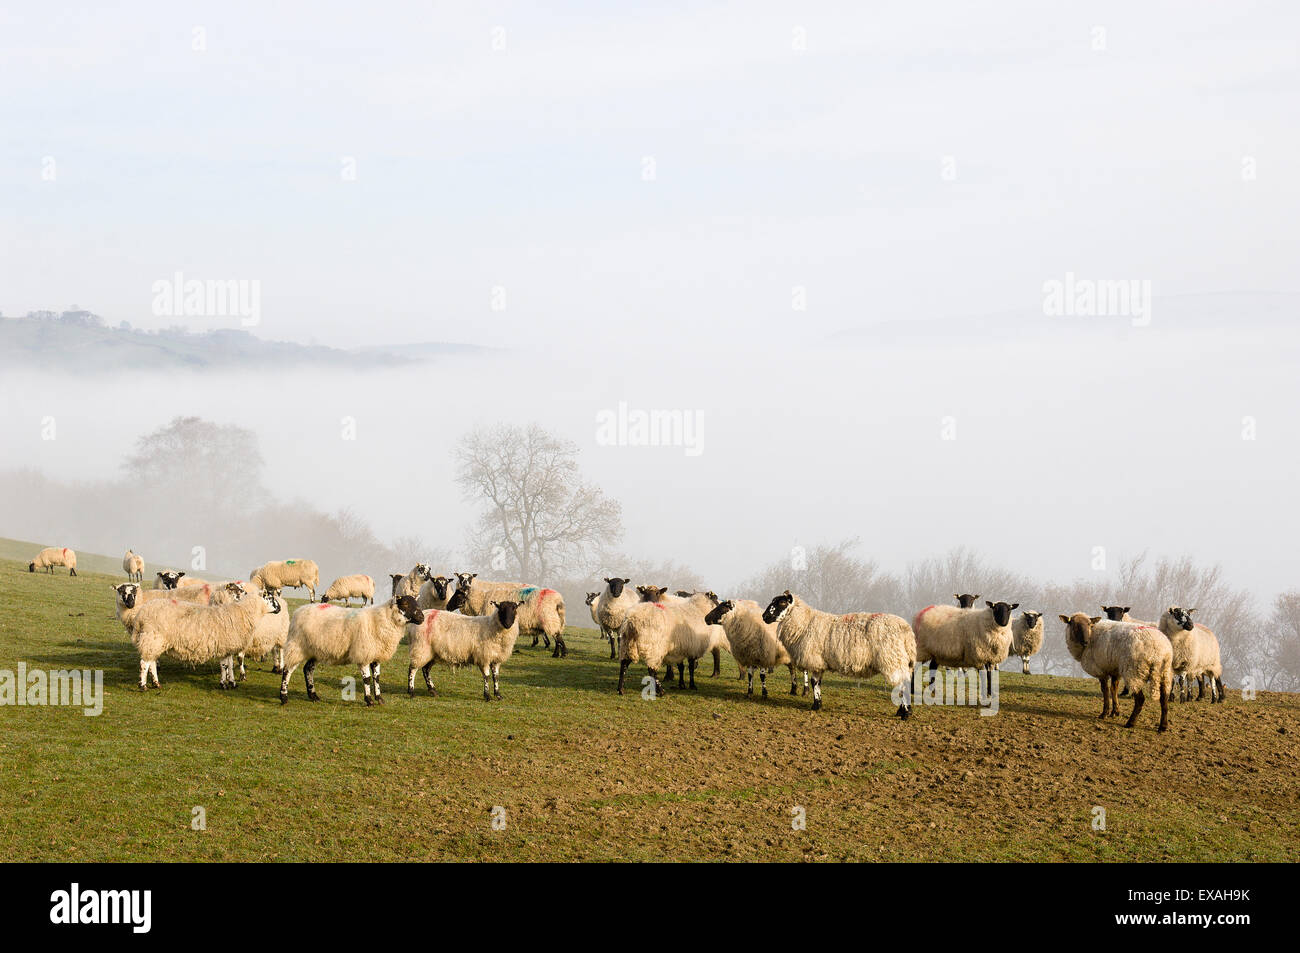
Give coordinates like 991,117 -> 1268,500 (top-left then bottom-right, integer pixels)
0,314 -> 488,373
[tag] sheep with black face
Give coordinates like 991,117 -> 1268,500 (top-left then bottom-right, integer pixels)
913,600 -> 1019,698
407,599 -> 522,701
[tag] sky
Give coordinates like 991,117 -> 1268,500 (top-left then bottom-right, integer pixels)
2,2 -> 1298,600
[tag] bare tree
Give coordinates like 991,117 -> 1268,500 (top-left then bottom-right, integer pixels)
455,423 -> 622,579
736,539 -> 903,615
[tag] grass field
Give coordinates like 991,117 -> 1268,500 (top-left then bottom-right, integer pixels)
2,537 -> 1298,862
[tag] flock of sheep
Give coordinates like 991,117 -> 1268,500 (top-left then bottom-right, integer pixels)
26,545 -> 1226,731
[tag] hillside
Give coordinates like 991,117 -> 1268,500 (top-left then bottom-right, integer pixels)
1,540 -> 1297,862
0,315 -> 486,373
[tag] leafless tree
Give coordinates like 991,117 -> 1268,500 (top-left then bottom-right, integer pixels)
736,538 -> 903,615
455,423 -> 622,579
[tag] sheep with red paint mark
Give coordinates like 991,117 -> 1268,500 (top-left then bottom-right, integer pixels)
406,601 -> 522,701
617,588 -> 720,696
450,583 -> 567,658
29,546 -> 77,576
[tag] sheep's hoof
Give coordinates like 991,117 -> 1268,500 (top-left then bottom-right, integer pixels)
1158,723 -> 1168,732
307,691 -> 321,702
551,650 -> 560,658
746,686 -> 753,695
789,686 -> 798,696
897,705 -> 911,720
407,689 -> 415,697
689,682 -> 697,690
482,692 -> 492,702
761,687 -> 768,698
364,696 -> 374,707
811,699 -> 822,711
494,691 -> 503,700
374,695 -> 384,705
279,693 -> 289,705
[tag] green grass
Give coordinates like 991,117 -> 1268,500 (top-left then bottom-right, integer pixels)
2,537 -> 1298,862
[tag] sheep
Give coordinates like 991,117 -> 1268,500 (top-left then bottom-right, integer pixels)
249,559 -> 320,601
913,600 -> 1018,697
617,589 -> 721,696
321,573 -> 375,606
29,546 -> 77,576
393,563 -> 433,599
761,591 -> 916,717
453,572 -> 526,616
113,581 -> 233,636
1061,612 -> 1172,730
1100,606 -> 1154,696
153,570 -> 192,589
1158,607 -> 1225,703
1009,610 -> 1044,675
389,573 -> 406,597
406,600 -> 522,701
449,584 -> 568,658
594,577 -> 638,660
955,593 -> 980,608
703,599 -> 791,698
130,588 -> 282,689
416,574 -> 456,610
661,589 -> 729,676
123,549 -> 144,582
279,595 -> 424,705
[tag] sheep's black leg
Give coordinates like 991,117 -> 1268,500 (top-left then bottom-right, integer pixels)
1196,675 -> 1205,701
421,661 -> 436,695
688,657 -> 697,689
608,632 -> 617,659
304,659 -> 320,702
759,670 -> 768,698
1215,677 -> 1225,703
710,646 -> 720,677
482,670 -> 492,702
1158,682 -> 1169,732
1098,676 -> 1111,718
531,634 -> 539,648
279,665 -> 291,704
648,666 -> 666,697
1124,689 -> 1146,728
984,664 -> 993,698
897,673 -> 912,719
746,669 -> 754,695
810,675 -> 822,711
675,662 -> 685,688
617,659 -> 629,695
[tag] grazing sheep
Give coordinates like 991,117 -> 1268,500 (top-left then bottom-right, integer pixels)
406,600 -> 521,701
416,574 -> 456,610
594,577 -> 637,659
762,592 -> 915,717
1158,607 -> 1225,703
321,573 -> 375,606
1009,610 -> 1044,675
279,596 -> 424,705
29,546 -> 77,576
1061,612 -> 1171,731
449,584 -> 567,657
123,549 -> 144,582
704,599 -> 791,698
955,593 -> 980,609
913,600 -> 1018,697
249,559 -> 320,602
394,564 -> 433,599
130,588 -> 282,689
617,590 -> 721,696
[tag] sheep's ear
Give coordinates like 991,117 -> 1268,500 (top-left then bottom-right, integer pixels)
1089,616 -> 1102,625
1187,607 -> 1196,615
985,601 -> 994,609
1010,603 -> 1019,610
177,571 -> 185,579
1123,606 -> 1131,613
783,589 -> 791,597
1058,614 -> 1071,624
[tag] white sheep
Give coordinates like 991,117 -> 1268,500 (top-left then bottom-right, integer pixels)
249,559 -> 320,601
1158,607 -> 1225,703
913,600 -> 1018,698
1009,610 -> 1044,675
617,588 -> 721,696
123,549 -> 144,582
279,595 -> 425,705
762,591 -> 916,717
704,598 -> 791,698
406,600 -> 522,701
449,584 -> 567,657
416,574 -> 456,610
1061,612 -> 1172,730
113,581 -> 236,636
594,577 -> 638,660
321,573 -> 375,606
29,546 -> 77,576
393,563 -> 433,599
453,573 -> 524,615
130,588 -> 282,689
